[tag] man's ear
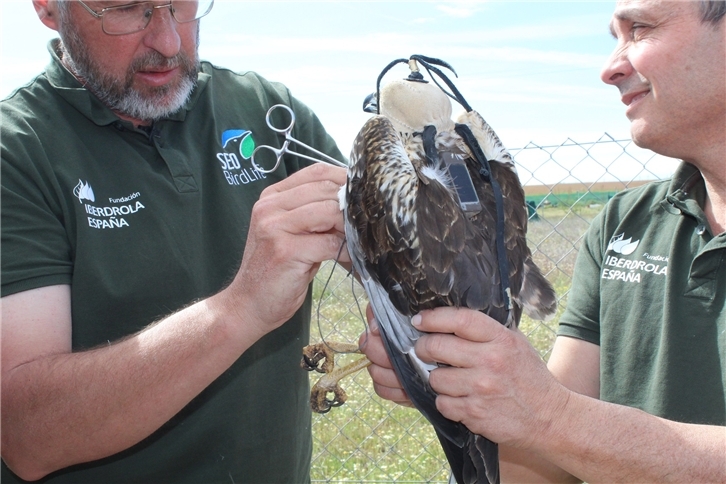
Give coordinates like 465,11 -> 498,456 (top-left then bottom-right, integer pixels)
33,0 -> 60,31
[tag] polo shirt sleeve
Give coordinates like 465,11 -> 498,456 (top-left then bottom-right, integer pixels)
1,141 -> 74,297
556,208 -> 606,346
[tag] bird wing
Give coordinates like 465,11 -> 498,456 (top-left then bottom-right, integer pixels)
457,110 -> 557,322
345,115 -> 466,446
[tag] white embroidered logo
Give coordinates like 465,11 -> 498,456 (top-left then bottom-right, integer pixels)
602,232 -> 667,283
607,233 -> 640,255
73,180 -> 95,204
74,180 -> 146,230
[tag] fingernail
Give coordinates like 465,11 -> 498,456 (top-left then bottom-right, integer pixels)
368,317 -> 378,332
412,314 -> 422,327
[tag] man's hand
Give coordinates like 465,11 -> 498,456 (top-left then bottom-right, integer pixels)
359,305 -> 413,407
412,307 -> 571,450
219,163 -> 349,339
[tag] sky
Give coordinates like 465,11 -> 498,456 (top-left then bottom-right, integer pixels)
0,1 -> 678,182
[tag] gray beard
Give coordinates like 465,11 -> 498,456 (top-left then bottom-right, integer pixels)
58,24 -> 199,123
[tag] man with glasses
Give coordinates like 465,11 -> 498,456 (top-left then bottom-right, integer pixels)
1,1 -> 347,483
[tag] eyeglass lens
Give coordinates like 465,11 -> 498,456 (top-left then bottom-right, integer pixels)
103,0 -> 213,35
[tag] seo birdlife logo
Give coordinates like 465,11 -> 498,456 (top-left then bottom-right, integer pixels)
218,129 -> 266,186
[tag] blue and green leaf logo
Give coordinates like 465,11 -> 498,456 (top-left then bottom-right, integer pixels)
221,129 -> 255,159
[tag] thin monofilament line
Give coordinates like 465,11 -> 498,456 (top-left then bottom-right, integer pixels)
315,237 -> 368,355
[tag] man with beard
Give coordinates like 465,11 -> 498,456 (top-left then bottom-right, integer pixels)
1,1 -> 347,483
363,0 -> 726,482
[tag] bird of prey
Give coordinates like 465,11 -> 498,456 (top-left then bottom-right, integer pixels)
302,55 -> 556,484
343,55 -> 557,484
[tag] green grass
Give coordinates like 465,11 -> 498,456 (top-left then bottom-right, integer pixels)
309,204 -> 600,482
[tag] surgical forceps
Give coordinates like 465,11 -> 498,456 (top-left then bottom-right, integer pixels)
251,104 -> 347,174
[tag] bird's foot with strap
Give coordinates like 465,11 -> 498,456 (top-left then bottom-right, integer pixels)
301,342 -> 372,413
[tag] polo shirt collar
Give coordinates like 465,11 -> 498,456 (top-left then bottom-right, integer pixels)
661,162 -> 706,219
658,162 -> 725,241
44,39 -> 210,127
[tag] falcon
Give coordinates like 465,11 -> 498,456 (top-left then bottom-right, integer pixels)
304,55 -> 557,484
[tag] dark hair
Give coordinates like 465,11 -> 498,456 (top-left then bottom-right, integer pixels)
700,0 -> 726,24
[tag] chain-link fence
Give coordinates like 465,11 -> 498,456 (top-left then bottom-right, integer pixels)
308,134 -> 679,483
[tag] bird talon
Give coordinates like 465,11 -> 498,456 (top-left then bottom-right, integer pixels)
310,384 -> 348,414
300,343 -> 335,374
302,343 -> 371,413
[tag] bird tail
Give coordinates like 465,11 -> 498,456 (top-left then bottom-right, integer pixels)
518,257 -> 558,321
439,430 -> 500,484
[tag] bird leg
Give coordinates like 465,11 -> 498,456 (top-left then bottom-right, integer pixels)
301,342 -> 372,414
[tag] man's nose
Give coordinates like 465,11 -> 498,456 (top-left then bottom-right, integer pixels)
600,45 -> 632,86
142,4 -> 182,58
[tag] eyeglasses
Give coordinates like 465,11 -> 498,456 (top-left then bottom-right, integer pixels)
76,0 -> 214,36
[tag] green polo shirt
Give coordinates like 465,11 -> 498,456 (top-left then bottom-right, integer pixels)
558,162 -> 726,425
1,40 -> 344,483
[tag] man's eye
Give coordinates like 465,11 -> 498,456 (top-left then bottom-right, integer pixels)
629,23 -> 648,39
113,2 -> 147,14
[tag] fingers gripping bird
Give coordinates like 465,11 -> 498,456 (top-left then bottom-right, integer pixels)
304,55 -> 556,484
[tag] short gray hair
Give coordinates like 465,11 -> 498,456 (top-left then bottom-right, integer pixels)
700,0 -> 726,24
